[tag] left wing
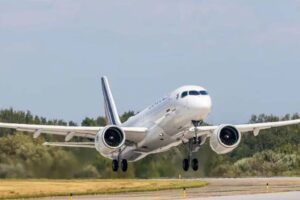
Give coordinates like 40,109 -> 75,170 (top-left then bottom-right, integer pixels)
187,119 -> 300,138
235,119 -> 300,136
0,122 -> 147,143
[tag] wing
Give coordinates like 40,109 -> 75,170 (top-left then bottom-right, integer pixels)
186,119 -> 300,138
43,142 -> 95,148
0,122 -> 147,144
235,119 -> 300,135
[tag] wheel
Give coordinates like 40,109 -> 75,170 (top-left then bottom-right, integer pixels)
182,159 -> 189,171
192,158 -> 198,171
193,137 -> 197,144
112,159 -> 119,172
121,159 -> 128,172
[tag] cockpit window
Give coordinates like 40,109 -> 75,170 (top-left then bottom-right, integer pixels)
181,91 -> 188,98
181,90 -> 208,98
200,90 -> 208,95
189,90 -> 200,96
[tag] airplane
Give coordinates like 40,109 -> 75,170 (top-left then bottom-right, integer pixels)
0,76 -> 300,172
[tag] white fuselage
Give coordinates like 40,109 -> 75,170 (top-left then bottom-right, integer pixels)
109,85 -> 212,161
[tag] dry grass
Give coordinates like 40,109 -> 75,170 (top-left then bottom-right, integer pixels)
0,179 -> 207,199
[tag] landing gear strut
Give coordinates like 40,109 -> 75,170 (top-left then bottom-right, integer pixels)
192,120 -> 203,145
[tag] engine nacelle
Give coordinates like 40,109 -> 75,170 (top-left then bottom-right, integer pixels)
209,125 -> 241,154
95,125 -> 125,156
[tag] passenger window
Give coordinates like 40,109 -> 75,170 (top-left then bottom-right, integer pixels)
199,90 -> 208,95
189,91 -> 200,96
181,91 -> 188,98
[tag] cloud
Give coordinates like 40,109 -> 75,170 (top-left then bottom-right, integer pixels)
1,0 -> 300,50
0,0 -> 81,30
0,0 -> 256,35
0,41 -> 38,54
255,24 -> 300,46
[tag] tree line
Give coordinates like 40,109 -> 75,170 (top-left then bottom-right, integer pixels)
0,108 -> 299,178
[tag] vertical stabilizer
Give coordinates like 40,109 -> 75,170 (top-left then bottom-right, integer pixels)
101,76 -> 122,125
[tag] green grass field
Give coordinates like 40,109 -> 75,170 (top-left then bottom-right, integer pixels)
0,179 -> 207,199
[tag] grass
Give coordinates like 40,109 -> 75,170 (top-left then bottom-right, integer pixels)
0,179 -> 208,199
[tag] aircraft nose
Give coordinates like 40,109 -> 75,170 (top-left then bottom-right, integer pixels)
202,97 -> 212,113
189,96 -> 212,116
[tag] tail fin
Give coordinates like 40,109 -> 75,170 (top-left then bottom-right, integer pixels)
101,76 -> 122,125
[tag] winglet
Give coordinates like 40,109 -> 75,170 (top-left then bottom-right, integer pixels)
101,76 -> 122,125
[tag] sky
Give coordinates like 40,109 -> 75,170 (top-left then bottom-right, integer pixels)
0,0 -> 300,124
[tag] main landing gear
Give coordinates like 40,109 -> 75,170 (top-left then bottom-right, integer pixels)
112,149 -> 128,172
182,120 -> 202,172
112,159 -> 128,172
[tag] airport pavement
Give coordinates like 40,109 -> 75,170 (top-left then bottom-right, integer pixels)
195,192 -> 300,200
36,177 -> 300,200
43,192 -> 300,200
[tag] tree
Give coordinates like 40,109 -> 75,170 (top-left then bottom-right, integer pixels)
120,111 -> 135,123
81,117 -> 96,126
0,108 -> 300,178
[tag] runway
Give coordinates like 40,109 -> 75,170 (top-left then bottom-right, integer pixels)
195,192 -> 300,200
36,177 -> 300,200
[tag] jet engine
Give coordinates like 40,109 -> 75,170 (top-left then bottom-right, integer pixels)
209,125 -> 241,154
95,125 -> 125,156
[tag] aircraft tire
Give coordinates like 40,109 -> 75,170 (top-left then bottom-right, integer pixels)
112,159 -> 119,172
121,159 -> 128,172
192,158 -> 198,171
183,159 -> 189,171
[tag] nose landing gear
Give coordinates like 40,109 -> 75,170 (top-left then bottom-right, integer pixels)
182,139 -> 199,171
182,159 -> 189,171
191,158 -> 198,171
182,120 -> 202,171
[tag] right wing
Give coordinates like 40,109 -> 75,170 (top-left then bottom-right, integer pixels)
43,142 -> 95,148
0,122 -> 147,144
0,122 -> 99,140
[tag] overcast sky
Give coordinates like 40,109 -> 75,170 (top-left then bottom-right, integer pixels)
0,0 -> 300,124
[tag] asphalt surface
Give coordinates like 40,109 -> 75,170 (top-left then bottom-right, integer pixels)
35,177 -> 300,200
195,192 -> 300,200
